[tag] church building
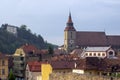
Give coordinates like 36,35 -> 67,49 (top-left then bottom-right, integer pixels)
64,13 -> 120,53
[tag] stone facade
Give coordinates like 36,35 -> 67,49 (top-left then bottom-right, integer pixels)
50,73 -> 120,80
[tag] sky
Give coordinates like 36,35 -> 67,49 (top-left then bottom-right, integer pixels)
0,0 -> 120,46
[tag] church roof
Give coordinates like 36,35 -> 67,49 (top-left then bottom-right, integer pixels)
76,31 -> 108,46
107,36 -> 120,46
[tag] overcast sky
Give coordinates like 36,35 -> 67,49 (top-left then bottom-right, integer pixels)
0,0 -> 120,45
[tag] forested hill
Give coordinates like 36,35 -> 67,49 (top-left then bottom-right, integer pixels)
0,24 -> 56,54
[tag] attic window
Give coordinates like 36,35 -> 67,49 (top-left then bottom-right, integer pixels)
98,53 -> 100,56
94,53 -> 96,56
86,53 -> 88,56
89,53 -> 92,56
102,53 -> 105,56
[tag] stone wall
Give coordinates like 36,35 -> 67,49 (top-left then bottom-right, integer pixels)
50,73 -> 120,80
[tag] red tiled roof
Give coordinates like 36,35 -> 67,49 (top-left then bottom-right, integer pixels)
40,49 -> 48,54
27,61 -> 47,72
20,44 -> 40,54
76,31 -> 108,46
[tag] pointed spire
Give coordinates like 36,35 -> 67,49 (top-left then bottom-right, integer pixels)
64,11 -> 76,31
67,11 -> 73,23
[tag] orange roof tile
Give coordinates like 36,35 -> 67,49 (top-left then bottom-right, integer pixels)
27,61 -> 47,72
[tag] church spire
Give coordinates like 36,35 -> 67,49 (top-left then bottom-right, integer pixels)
67,11 -> 73,27
67,11 -> 73,23
64,11 -> 76,31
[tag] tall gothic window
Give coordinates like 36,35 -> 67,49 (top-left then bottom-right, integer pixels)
71,32 -> 72,39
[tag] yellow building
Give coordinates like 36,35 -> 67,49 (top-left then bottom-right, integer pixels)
0,53 -> 8,80
41,64 -> 52,80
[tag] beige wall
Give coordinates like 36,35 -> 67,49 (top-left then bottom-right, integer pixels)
64,31 -> 76,52
0,58 -> 8,80
49,72 -> 114,80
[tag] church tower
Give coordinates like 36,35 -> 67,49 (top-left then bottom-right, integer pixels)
64,12 -> 76,53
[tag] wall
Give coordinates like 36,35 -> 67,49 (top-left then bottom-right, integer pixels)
50,73 -> 120,80
0,58 -> 8,80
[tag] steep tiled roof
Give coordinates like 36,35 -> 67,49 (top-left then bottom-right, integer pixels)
76,31 -> 108,46
107,36 -> 120,46
20,44 -> 40,54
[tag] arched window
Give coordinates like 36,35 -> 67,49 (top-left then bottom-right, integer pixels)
108,51 -> 114,58
109,51 -> 113,55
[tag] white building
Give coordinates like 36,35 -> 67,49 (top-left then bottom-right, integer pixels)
81,46 -> 115,58
1,24 -> 17,36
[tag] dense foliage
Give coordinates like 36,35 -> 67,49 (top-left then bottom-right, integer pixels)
8,69 -> 15,80
0,25 -> 55,54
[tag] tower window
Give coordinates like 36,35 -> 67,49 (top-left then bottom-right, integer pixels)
71,32 -> 72,39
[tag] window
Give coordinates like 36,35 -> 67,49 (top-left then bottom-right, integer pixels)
86,53 -> 88,56
98,53 -> 100,56
20,57 -> 24,61
71,32 -> 72,39
89,53 -> 92,56
109,51 -> 113,55
2,60 -> 5,66
0,69 -> 1,75
2,69 -> 5,75
102,53 -> 105,56
94,53 -> 96,56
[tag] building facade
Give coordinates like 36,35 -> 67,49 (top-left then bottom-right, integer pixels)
0,53 -> 8,80
81,46 -> 115,58
1,24 -> 17,36
13,44 -> 42,80
25,61 -> 42,80
64,13 -> 120,53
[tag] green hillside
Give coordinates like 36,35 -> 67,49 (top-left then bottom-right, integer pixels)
0,24 -> 56,54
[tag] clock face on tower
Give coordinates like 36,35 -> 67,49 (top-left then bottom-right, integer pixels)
69,40 -> 74,44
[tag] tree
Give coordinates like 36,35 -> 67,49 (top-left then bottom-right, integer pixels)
8,69 -> 15,80
20,25 -> 27,30
48,46 -> 54,55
